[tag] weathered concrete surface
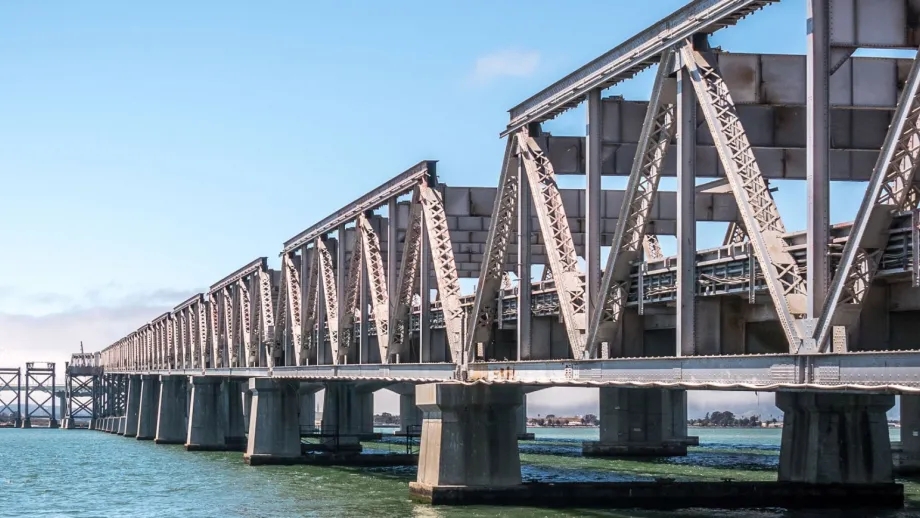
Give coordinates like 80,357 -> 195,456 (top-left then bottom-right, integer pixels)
415,383 -> 523,489
123,375 -> 141,438
895,395 -> 920,475
583,387 -> 697,457
389,383 -> 422,436
186,376 -> 226,451
224,379 -> 247,448
777,392 -> 894,484
117,416 -> 126,435
298,384 -> 319,434
409,481 -> 903,509
154,375 -> 188,445
136,374 -> 160,440
244,378 -> 301,465
321,382 -> 376,451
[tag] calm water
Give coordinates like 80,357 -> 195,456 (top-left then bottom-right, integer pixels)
1,427 -> 917,517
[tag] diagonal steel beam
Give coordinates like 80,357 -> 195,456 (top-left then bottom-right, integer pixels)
209,292 -> 221,368
643,235 -> 664,260
390,188 -> 423,360
316,238 -> 342,364
466,137 -> 519,363
723,221 -> 748,245
238,279 -> 253,367
282,253 -> 303,366
681,43 -> 806,352
358,214 -> 391,361
419,177 -> 464,363
302,246 -> 320,363
222,287 -> 235,367
585,49 -> 676,357
814,45 -> 920,351
519,127 -> 587,358
257,266 -> 276,367
340,227 -> 364,358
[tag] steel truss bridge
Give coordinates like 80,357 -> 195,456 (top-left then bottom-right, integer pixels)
88,0 -> 920,394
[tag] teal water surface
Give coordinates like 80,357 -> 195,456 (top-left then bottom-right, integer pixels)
0,427 -> 916,517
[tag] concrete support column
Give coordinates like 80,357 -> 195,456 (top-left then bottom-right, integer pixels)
117,416 -> 126,435
244,378 -> 301,465
399,392 -> 423,435
224,379 -> 247,448
186,377 -> 226,451
136,374 -> 160,440
583,387 -> 696,457
777,392 -> 894,483
322,382 -> 374,451
298,384 -> 318,434
897,395 -> 920,474
123,375 -> 141,437
517,392 -> 534,440
154,375 -> 188,445
242,385 -> 253,429
411,383 -> 523,492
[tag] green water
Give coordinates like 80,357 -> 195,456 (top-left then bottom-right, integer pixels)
1,427 -> 917,517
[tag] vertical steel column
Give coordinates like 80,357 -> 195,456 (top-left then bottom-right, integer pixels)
51,364 -> 56,423
300,245 -> 310,365
388,199 -> 398,300
517,158 -> 532,360
337,225 -> 346,363
807,0 -> 830,318
317,246 -> 327,365
677,57 -> 697,357
419,213 -> 431,362
585,89 -> 603,332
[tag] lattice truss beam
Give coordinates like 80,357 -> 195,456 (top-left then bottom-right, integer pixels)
680,43 -> 806,352
585,49 -> 676,356
814,44 -> 920,351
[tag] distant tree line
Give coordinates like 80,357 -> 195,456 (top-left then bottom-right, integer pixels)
688,411 -> 770,428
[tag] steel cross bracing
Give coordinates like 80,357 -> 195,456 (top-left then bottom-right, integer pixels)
358,214 -> 391,360
238,279 -> 253,367
302,247 -> 321,362
0,368 -> 20,422
280,253 -> 304,365
467,138 -> 520,363
585,49 -> 676,357
814,45 -> 920,351
391,188 -> 423,358
723,221 -> 748,245
24,363 -> 55,423
67,375 -> 95,420
418,176 -> 464,362
316,238 -> 342,363
340,227 -> 364,356
643,235 -> 664,260
519,127 -> 588,358
680,43 -> 806,352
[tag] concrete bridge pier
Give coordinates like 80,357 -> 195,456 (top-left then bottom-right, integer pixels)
896,395 -> 920,474
321,382 -> 378,452
154,375 -> 188,444
223,379 -> 247,448
136,374 -> 161,440
410,383 -> 523,497
123,375 -> 141,438
583,387 -> 697,457
298,384 -> 319,435
776,392 -> 895,483
186,377 -> 227,451
244,378 -> 301,465
117,415 -> 126,435
389,383 -> 422,435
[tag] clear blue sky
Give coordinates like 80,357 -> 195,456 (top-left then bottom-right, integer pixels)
0,0 -> 847,317
0,0 -> 906,416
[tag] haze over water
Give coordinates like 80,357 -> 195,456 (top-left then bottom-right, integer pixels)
1,427 -> 916,517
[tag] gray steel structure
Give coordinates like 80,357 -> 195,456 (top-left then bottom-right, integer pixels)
88,0 -> 920,395
0,368 -> 21,427
23,363 -> 57,428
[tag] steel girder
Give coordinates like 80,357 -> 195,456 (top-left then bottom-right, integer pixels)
681,43 -> 806,352
391,188 -> 423,358
358,214 -> 392,361
585,49 -> 676,357
643,235 -> 664,260
814,45 -> 920,351
340,226 -> 364,357
316,237 -> 342,363
280,252 -> 304,365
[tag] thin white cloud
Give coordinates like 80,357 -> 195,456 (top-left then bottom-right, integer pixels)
468,49 -> 541,86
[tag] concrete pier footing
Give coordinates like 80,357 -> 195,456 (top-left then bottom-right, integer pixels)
155,375 -> 189,444
136,374 -> 160,440
516,393 -> 534,441
123,375 -> 141,438
62,417 -> 74,429
244,378 -> 301,465
410,383 -> 523,495
776,392 -> 895,484
117,416 -> 126,435
583,388 -> 698,457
